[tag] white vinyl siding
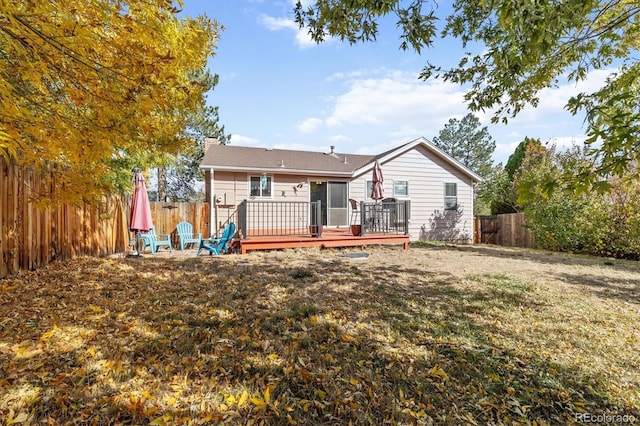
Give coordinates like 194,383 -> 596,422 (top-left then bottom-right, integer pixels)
350,145 -> 474,242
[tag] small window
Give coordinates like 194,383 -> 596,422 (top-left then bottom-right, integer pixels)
250,175 -> 272,198
444,183 -> 457,210
394,180 -> 408,197
365,180 -> 373,198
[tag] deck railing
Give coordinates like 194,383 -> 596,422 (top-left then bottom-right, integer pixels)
237,200 -> 322,239
359,200 -> 409,235
235,199 -> 409,239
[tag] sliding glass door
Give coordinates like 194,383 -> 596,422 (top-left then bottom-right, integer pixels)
310,181 -> 348,226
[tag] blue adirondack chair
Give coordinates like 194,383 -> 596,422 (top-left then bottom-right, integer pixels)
198,222 -> 236,256
176,221 -> 201,250
140,228 -> 172,254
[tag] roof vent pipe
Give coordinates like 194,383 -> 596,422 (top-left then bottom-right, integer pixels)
343,156 -> 348,164
330,145 -> 335,154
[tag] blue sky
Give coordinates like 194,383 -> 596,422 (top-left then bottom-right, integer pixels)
181,0 -> 611,165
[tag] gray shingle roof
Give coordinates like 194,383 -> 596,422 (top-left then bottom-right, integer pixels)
200,144 -> 376,175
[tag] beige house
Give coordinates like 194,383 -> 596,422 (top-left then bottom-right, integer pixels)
200,137 -> 482,242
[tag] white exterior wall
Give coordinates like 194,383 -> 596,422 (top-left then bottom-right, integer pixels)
351,145 -> 475,242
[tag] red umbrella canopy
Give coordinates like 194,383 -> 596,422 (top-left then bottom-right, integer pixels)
371,160 -> 384,201
129,171 -> 153,233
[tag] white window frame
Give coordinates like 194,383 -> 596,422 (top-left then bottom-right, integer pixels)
393,180 -> 409,198
444,182 -> 458,210
365,180 -> 373,200
249,174 -> 273,199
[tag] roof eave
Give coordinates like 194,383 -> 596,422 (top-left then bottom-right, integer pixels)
352,137 -> 483,182
199,165 -> 354,177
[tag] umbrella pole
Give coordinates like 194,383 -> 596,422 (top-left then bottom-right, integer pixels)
127,231 -> 143,258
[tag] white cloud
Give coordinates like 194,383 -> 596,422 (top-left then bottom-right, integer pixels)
328,134 -> 351,142
549,135 -> 588,150
221,72 -> 237,82
325,72 -> 467,130
486,68 -> 613,128
260,14 -> 297,31
293,67 -> 613,163
260,14 -> 316,48
272,142 -> 329,153
297,117 -> 323,133
230,134 -> 264,147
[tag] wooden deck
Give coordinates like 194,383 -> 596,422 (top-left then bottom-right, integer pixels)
233,228 -> 409,254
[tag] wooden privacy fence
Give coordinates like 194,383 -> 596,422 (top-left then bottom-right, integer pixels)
1,160 -> 129,277
1,158 -> 212,278
148,202 -> 210,245
474,213 -> 536,248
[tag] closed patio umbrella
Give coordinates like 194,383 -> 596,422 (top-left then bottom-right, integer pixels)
371,160 -> 384,201
129,169 -> 153,256
369,161 -> 385,231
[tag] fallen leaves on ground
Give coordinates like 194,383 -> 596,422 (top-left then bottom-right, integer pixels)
0,245 -> 639,425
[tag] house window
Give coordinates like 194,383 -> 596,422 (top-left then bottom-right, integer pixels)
444,183 -> 457,210
394,180 -> 409,197
250,175 -> 272,198
366,180 -> 373,198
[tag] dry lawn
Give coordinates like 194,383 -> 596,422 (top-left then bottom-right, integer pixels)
0,243 -> 639,425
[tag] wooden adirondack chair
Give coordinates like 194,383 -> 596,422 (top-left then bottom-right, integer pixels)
140,228 -> 172,254
176,221 -> 201,250
198,223 -> 236,256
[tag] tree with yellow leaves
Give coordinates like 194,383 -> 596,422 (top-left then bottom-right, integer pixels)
0,0 -> 221,203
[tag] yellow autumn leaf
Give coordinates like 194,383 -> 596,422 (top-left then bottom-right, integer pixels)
250,397 -> 267,410
149,415 -> 169,426
429,365 -> 449,381
224,394 -> 236,406
238,390 -> 249,407
40,324 -> 59,340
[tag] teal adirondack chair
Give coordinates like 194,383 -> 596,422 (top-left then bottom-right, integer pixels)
176,221 -> 201,250
140,228 -> 172,254
198,222 -> 236,256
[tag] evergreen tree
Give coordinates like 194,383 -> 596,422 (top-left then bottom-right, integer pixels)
432,114 -> 495,178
